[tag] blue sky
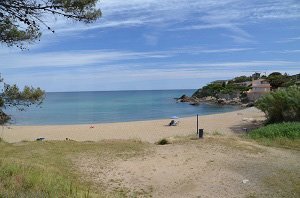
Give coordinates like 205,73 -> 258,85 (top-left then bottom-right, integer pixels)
1,0 -> 300,92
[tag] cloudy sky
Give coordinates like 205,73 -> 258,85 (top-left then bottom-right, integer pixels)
1,0 -> 300,92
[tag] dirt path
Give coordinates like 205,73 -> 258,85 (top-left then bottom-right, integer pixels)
74,136 -> 300,198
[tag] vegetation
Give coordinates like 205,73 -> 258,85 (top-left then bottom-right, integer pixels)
0,140 -> 148,197
0,0 -> 101,48
0,75 -> 44,124
263,72 -> 300,89
249,122 -> 300,140
192,76 -> 251,99
255,86 -> 300,123
231,75 -> 252,83
192,72 -> 300,102
157,138 -> 169,145
249,122 -> 300,150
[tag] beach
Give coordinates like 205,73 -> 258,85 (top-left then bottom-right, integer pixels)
2,107 -> 265,143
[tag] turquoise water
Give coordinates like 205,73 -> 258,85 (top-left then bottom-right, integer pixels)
6,90 -> 240,125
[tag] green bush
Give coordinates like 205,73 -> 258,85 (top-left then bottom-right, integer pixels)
249,122 -> 300,140
255,86 -> 300,123
157,139 -> 169,145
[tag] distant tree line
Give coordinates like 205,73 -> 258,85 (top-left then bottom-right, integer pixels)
192,72 -> 300,100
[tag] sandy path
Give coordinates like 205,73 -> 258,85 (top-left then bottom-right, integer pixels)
75,137 -> 300,198
1,107 -> 264,143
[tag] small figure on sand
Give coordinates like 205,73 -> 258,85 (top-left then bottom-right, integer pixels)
169,116 -> 179,126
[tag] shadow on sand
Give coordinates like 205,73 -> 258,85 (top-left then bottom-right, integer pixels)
229,120 -> 264,135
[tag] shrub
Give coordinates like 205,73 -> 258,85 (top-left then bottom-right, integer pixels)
249,122 -> 300,140
157,139 -> 169,145
255,86 -> 300,123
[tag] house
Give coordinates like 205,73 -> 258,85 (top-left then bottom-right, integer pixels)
247,79 -> 271,101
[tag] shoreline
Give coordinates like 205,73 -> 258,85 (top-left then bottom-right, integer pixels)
10,104 -> 243,127
1,107 -> 265,143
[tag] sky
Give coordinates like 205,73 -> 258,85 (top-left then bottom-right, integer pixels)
0,0 -> 300,92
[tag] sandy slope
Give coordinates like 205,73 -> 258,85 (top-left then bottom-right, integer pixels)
1,107 -> 265,143
74,137 -> 300,198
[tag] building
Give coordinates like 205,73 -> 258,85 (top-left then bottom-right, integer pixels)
247,79 -> 271,101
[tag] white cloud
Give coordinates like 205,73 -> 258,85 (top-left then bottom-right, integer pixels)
44,0 -> 300,43
4,59 -> 300,91
276,36 -> 300,43
261,49 -> 300,53
0,48 -> 254,69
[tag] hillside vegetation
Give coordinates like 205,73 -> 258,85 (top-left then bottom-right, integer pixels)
192,72 -> 300,101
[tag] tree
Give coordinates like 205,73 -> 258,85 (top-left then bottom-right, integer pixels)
0,75 -> 45,124
267,72 -> 289,89
233,75 -> 252,83
0,0 -> 101,48
255,86 -> 300,123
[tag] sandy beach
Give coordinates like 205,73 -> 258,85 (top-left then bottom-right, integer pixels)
1,107 -> 265,143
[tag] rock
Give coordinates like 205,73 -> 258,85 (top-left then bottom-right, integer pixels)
242,118 -> 256,122
177,95 -> 201,103
177,94 -> 191,102
242,179 -> 249,184
241,104 -> 248,108
246,102 -> 255,107
217,99 -> 226,104
204,96 -> 217,101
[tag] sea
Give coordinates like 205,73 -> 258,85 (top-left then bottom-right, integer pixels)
6,90 -> 241,125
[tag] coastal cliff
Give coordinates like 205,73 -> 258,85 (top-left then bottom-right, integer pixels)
177,75 -> 254,106
177,72 -> 300,107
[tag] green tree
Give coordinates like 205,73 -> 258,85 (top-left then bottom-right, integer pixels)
0,0 -> 101,48
255,86 -> 300,123
267,72 -> 288,89
233,75 -> 252,83
0,75 -> 45,124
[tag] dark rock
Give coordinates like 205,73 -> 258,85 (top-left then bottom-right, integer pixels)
246,102 -> 255,107
177,94 -> 192,102
217,99 -> 226,104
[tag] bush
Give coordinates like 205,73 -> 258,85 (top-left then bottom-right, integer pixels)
255,86 -> 300,123
249,122 -> 300,140
157,139 -> 169,145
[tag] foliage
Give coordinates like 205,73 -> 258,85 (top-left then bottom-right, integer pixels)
232,75 -> 252,83
249,122 -> 300,140
0,0 -> 101,48
157,138 -> 169,145
192,82 -> 250,98
255,86 -> 300,123
266,72 -> 300,89
192,72 -> 299,101
267,72 -> 289,89
0,75 -> 45,124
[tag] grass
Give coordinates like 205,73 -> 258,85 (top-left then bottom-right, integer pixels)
212,130 -> 223,136
0,139 -> 148,197
248,122 -> 300,150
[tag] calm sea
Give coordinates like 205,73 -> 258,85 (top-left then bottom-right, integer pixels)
6,90 -> 240,125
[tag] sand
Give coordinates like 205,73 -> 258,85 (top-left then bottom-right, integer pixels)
75,137 -> 300,197
1,107 -> 265,143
